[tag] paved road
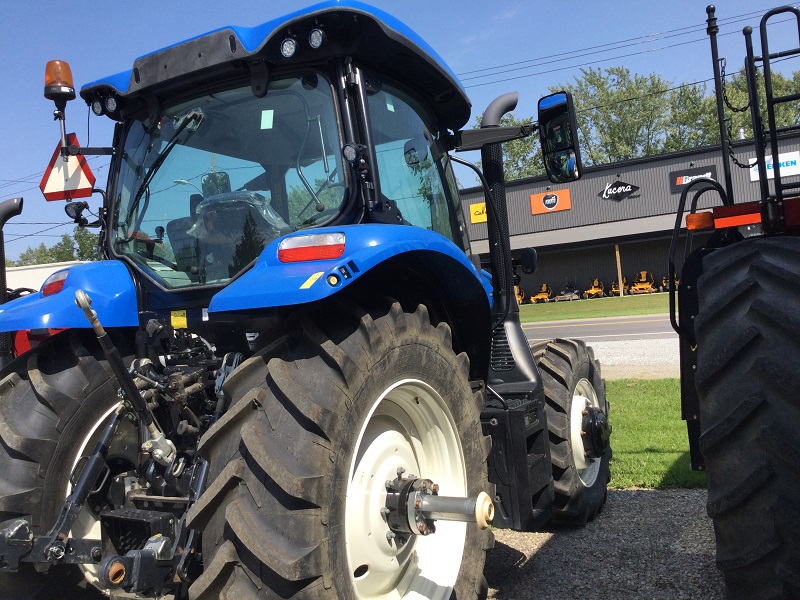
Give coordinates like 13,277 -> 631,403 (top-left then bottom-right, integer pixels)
522,314 -> 680,379
523,314 -> 677,343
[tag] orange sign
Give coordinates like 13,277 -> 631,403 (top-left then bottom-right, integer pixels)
530,189 -> 571,215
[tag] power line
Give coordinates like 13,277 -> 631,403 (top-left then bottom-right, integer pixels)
4,222 -> 73,242
456,9 -> 770,77
457,7 -> 788,81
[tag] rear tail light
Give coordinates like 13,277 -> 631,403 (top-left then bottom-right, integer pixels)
278,233 -> 345,263
41,270 -> 69,296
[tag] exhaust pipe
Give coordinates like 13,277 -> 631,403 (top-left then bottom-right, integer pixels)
0,197 -> 24,369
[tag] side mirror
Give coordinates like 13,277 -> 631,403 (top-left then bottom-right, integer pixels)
538,91 -> 583,184
520,247 -> 538,274
403,137 -> 428,166
201,171 -> 231,197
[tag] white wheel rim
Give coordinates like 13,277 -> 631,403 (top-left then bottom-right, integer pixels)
345,379 -> 467,600
569,378 -> 601,487
67,403 -> 139,590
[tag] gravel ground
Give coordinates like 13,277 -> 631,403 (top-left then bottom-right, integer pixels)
486,490 -> 722,599
589,337 -> 680,380
484,338 -> 723,599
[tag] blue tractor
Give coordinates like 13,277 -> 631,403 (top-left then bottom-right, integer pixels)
0,2 -> 610,598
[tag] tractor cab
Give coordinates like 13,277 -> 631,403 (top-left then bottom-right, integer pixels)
37,2 -> 477,322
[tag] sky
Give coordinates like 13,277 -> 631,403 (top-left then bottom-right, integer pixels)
1,0 -> 797,261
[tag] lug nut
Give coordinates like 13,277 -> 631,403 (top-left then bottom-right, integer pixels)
46,544 -> 65,561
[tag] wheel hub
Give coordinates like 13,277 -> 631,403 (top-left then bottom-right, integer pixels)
581,405 -> 611,459
383,467 -> 493,546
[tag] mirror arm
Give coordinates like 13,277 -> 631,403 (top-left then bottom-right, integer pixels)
453,124 -> 536,152
60,145 -> 116,157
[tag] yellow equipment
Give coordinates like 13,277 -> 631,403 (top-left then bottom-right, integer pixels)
610,276 -> 628,296
582,278 -> 605,299
659,274 -> 679,292
515,285 -> 527,305
532,283 -> 553,303
630,270 -> 656,294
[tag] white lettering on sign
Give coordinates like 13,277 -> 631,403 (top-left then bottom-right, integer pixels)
749,150 -> 800,181
602,182 -> 633,198
676,172 -> 713,185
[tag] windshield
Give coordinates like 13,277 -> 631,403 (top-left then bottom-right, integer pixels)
112,72 -> 344,289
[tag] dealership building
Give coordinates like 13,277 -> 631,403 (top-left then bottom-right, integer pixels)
459,135 -> 800,299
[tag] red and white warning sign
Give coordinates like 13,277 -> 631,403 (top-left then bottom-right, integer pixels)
39,133 -> 96,201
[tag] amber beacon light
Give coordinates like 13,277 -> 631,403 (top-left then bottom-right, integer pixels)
44,60 -> 76,105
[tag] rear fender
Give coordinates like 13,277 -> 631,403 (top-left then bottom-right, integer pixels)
209,224 -> 492,312
0,261 -> 138,333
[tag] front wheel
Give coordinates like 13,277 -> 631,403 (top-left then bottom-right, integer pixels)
531,339 -> 611,525
188,301 -> 492,599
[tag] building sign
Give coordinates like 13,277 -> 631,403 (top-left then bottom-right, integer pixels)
669,165 -> 718,194
749,150 -> 800,181
599,180 -> 640,202
530,189 -> 571,214
469,202 -> 487,223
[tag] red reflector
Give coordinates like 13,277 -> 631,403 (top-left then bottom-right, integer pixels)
278,244 -> 345,263
714,213 -> 761,228
277,233 -> 346,263
41,270 -> 68,296
712,201 -> 761,229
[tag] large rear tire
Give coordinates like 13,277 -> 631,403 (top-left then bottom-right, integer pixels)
531,339 -> 610,525
188,301 -> 492,599
0,330 -> 137,600
694,237 -> 800,600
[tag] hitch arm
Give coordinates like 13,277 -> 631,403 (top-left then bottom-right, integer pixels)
0,404 -> 123,569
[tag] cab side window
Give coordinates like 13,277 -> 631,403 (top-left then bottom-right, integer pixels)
367,84 -> 467,251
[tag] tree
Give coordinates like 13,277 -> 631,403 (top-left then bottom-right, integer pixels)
473,65 -> 800,180
15,226 -> 101,266
713,66 -> 800,140
74,227 -> 101,261
50,234 -> 78,263
16,243 -> 56,266
473,113 -> 544,181
663,83 -> 718,153
228,212 -> 265,277
554,66 -> 676,165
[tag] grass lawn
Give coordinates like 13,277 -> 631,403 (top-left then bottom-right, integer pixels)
520,292 -> 669,322
518,293 -> 700,488
606,378 -> 706,489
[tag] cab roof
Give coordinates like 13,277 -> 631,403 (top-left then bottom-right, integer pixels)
80,0 -> 471,131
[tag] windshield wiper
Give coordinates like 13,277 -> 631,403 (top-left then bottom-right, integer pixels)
122,109 -> 205,233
